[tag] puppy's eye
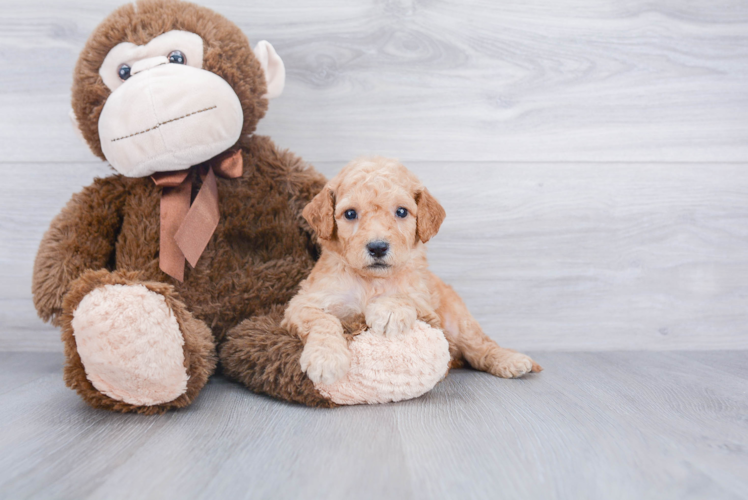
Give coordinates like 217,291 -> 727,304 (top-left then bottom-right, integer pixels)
168,50 -> 186,64
118,63 -> 131,81
395,207 -> 408,218
344,209 -> 357,220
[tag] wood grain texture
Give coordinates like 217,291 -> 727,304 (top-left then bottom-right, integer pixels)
1,3 -> 746,497
1,0 -> 747,163
0,351 -> 745,500
3,162 -> 746,351
1,0 -> 747,351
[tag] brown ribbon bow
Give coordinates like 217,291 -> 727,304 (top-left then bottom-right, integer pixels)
151,149 -> 243,281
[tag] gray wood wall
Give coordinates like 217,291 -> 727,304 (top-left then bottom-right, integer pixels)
1,0 -> 747,351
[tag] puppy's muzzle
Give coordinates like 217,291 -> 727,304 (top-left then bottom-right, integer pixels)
366,240 -> 389,259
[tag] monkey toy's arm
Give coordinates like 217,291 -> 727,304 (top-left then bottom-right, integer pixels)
219,137 -> 339,407
244,135 -> 328,257
32,175 -> 128,326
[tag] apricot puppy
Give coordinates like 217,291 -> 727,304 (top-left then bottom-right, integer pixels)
282,157 -> 542,385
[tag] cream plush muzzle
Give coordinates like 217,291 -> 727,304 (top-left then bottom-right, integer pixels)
98,62 -> 244,178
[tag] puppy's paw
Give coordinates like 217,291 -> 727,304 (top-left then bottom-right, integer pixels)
489,353 -> 536,378
385,306 -> 417,337
365,306 -> 389,337
300,336 -> 351,385
365,302 -> 416,338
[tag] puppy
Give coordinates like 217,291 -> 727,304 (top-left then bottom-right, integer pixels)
282,157 -> 542,385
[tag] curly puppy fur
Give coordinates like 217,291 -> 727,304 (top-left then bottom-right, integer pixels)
283,157 -> 542,385
32,0 -> 333,410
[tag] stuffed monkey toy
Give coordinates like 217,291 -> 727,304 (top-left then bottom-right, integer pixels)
33,0 -> 450,413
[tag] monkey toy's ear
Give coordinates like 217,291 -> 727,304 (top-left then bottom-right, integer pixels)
253,41 -> 285,99
68,109 -> 86,144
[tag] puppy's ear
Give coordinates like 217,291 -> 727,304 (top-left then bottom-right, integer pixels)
415,188 -> 446,243
303,187 -> 336,240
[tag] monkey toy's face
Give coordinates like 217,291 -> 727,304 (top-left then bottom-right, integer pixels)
98,30 -> 246,177
71,0 -> 285,177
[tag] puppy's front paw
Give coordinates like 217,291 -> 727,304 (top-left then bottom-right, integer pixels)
385,307 -> 417,337
489,353 -> 537,378
365,302 -> 416,338
300,337 -> 351,385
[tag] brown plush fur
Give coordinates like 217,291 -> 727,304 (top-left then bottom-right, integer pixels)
33,135 -> 324,342
220,307 -> 369,408
33,0 -> 331,411
61,269 -> 217,414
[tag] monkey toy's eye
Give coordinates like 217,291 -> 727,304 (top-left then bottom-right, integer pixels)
168,50 -> 186,64
344,209 -> 357,220
396,207 -> 408,218
117,64 -> 131,81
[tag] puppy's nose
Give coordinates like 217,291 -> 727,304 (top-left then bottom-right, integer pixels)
367,240 -> 389,258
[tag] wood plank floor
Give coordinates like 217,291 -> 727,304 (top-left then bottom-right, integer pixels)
1,1 -> 746,497
0,351 -> 746,500
4,161 -> 747,352
3,0 -> 748,164
4,0 -> 748,352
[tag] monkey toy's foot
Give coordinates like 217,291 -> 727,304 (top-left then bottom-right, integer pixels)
60,270 -> 216,414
